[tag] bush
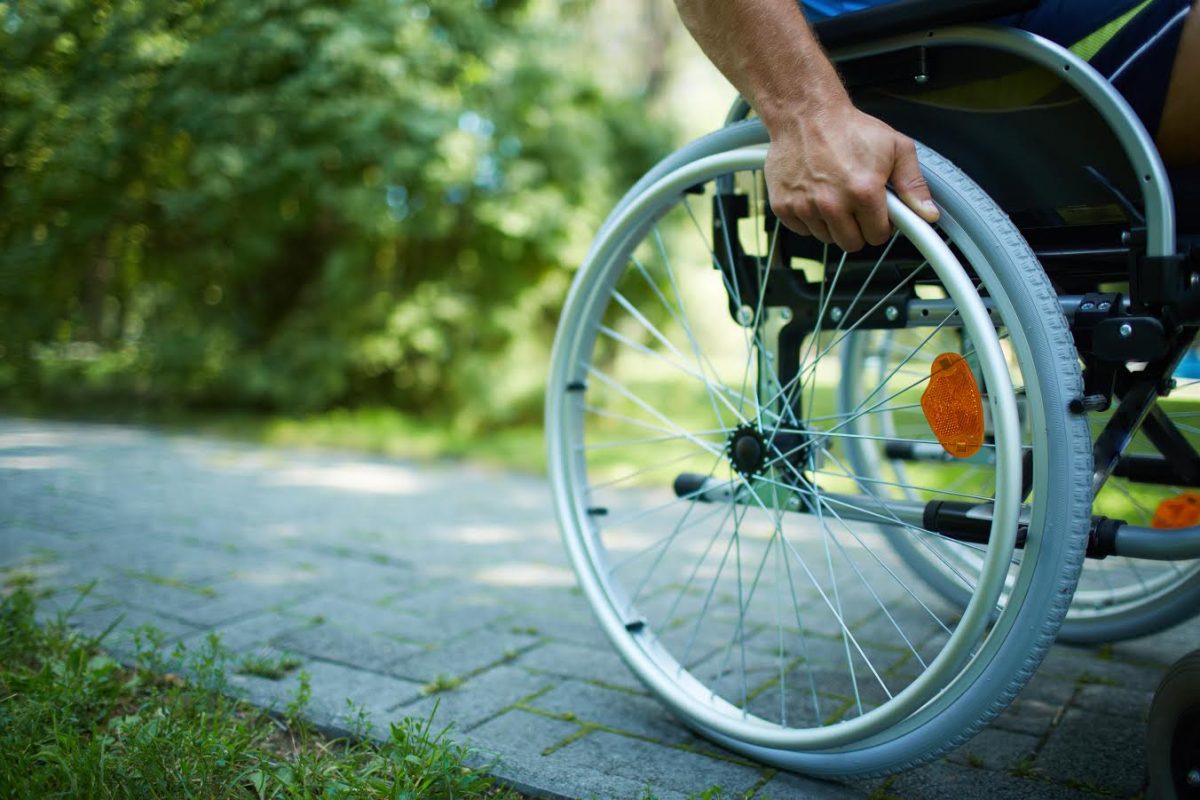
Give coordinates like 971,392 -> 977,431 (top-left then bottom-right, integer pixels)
0,0 -> 674,421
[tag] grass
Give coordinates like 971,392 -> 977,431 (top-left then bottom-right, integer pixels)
235,651 -> 304,681
0,583 -> 519,799
1009,757 -> 1040,779
2,402 -> 547,475
1075,670 -> 1121,688
422,674 -> 465,695
124,568 -> 219,599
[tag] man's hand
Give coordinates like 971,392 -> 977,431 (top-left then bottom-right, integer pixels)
764,104 -> 940,252
672,0 -> 942,252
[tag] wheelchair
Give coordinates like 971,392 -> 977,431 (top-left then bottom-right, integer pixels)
545,0 -> 1200,780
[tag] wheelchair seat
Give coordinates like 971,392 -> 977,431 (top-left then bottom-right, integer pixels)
807,0 -> 1039,50
545,3 -> 1200,781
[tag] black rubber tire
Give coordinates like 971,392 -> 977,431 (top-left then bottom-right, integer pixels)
1147,649 -> 1200,800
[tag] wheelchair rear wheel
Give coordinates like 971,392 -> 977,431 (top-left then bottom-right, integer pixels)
843,333 -> 1200,644
546,136 -> 1091,777
1075,398 -> 1200,642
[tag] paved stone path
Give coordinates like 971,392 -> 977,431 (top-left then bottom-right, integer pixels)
1,416 -> 1195,798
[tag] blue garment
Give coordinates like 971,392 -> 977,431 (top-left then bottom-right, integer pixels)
802,0 -> 890,20
801,0 -> 1148,33
1001,0 -> 1169,45
800,0 -> 1193,135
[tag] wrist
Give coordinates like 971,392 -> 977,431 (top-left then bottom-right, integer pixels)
757,80 -> 852,140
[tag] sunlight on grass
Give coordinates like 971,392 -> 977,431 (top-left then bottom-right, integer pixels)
0,584 -> 518,799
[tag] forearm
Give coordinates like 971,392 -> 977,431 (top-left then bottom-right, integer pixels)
675,0 -> 938,250
673,0 -> 850,135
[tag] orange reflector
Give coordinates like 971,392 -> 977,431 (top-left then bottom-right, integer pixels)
920,352 -> 985,459
1152,492 -> 1200,529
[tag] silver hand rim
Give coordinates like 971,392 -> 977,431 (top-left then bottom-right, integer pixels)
547,144 -> 1021,750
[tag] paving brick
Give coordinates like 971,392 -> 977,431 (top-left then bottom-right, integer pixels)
100,575 -> 309,629
397,665 -> 555,731
303,561 -> 423,607
3,495 -> 123,538
544,730 -> 763,799
466,708 -> 581,762
280,596 -> 438,640
497,599 -> 611,649
526,680 -> 698,745
756,771 -> 869,800
388,629 -> 542,683
468,712 -> 689,800
178,611 -> 311,653
947,728 -> 1040,771
66,604 -> 203,660
1039,646 -> 1165,693
0,525 -> 78,568
1018,672 -> 1078,706
518,640 -> 646,693
403,601 -> 511,640
35,586 -> 119,624
1113,624 -> 1200,668
275,624 -> 424,674
1073,684 -> 1153,720
991,696 -> 1062,738
883,761 -> 1097,800
95,541 -> 234,585
229,659 -> 424,732
6,417 -> 1199,800
1036,708 -> 1146,797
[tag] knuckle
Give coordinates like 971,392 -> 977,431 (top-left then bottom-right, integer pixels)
770,190 -> 802,213
794,199 -> 820,225
769,198 -> 798,224
848,179 -> 878,205
813,193 -> 842,219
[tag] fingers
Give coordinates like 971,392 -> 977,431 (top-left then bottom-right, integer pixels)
852,182 -> 891,247
821,197 -> 865,253
801,215 -> 830,245
765,124 -> 937,253
770,206 -> 812,239
773,191 -> 880,252
777,207 -> 840,250
794,141 -> 932,250
891,138 -> 940,224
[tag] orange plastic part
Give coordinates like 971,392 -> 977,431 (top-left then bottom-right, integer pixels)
920,352 -> 985,459
1152,492 -> 1200,529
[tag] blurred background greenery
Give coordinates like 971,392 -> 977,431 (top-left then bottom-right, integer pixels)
0,0 -> 733,467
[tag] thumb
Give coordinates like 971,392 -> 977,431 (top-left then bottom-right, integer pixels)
891,139 -> 939,224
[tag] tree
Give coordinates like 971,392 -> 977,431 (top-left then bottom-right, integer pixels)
0,0 -> 673,419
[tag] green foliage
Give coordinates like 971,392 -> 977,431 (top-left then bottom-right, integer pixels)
421,673 -> 463,695
235,651 -> 303,681
0,585 -> 518,798
0,0 -> 673,420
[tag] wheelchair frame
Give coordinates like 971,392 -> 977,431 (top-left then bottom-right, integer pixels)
544,13 -> 1200,780
723,24 -> 1200,563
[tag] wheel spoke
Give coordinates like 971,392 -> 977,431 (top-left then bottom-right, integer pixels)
551,149 -> 1091,755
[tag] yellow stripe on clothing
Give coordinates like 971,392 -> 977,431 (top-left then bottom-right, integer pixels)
1070,0 -> 1155,60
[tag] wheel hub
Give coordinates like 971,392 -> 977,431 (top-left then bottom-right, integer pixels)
727,424 -> 767,478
